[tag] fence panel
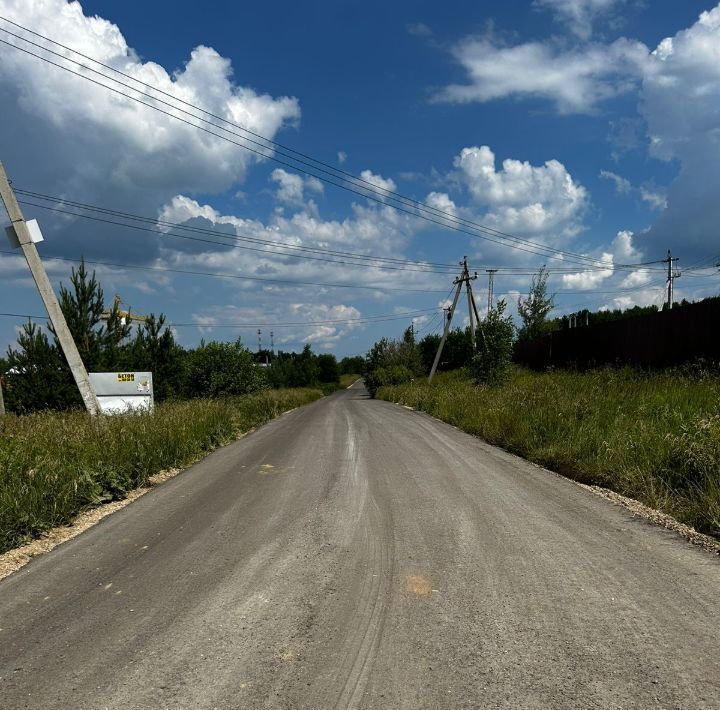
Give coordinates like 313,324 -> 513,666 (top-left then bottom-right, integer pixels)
514,299 -> 720,369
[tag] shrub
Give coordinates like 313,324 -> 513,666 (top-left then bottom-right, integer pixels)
183,339 -> 267,398
365,365 -> 414,396
468,300 -> 515,385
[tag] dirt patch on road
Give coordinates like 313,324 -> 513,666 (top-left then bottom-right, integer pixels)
404,575 -> 432,596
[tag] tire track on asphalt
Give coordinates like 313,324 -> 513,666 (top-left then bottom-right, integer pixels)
331,409 -> 394,710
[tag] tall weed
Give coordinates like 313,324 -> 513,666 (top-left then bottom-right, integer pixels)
0,389 -> 321,552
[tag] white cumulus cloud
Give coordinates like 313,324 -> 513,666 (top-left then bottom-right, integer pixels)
359,170 -> 397,196
270,169 -> 323,206
435,36 -> 648,114
534,0 -> 628,39
454,146 -> 587,238
562,252 -> 614,289
0,0 -> 300,260
425,191 -> 457,217
599,170 -> 632,194
639,5 -> 720,253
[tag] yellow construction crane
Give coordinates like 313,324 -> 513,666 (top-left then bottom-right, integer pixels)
100,295 -> 150,325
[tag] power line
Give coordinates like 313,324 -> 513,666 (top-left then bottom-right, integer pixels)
168,309 -> 439,328
0,307 -> 442,328
0,249 -> 451,294
0,22 -> 627,268
0,240 -> 673,298
469,262 -> 667,274
15,190 -> 664,280
17,198 -> 457,276
15,189 -> 459,272
0,311 -> 46,319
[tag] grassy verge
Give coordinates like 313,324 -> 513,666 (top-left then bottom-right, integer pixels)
0,388 -> 322,553
316,374 -> 361,395
377,369 -> 720,539
339,373 -> 360,388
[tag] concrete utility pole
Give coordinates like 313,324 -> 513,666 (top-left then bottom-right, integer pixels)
0,162 -> 99,415
270,330 -> 274,355
257,329 -> 262,353
663,250 -> 681,309
428,279 -> 463,384
486,269 -> 498,312
0,376 -> 5,417
429,257 -> 481,383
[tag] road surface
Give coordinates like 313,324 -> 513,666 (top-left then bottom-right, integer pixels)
1,383 -> 718,709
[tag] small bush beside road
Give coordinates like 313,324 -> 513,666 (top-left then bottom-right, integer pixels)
0,388 -> 322,553
377,368 -> 720,539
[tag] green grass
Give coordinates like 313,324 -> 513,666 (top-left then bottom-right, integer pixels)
339,373 -> 360,388
378,368 -> 720,539
0,388 -> 322,553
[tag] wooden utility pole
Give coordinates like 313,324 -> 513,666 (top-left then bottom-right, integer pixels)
428,257 -> 482,383
0,161 -> 99,415
663,250 -> 680,309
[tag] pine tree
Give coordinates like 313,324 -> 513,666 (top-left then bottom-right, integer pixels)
5,321 -> 78,412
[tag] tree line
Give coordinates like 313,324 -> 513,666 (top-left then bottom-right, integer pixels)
363,268 -> 555,394
0,261 -> 360,413
362,265 -> 720,393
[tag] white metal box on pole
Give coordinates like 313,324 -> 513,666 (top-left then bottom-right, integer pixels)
5,218 -> 44,249
89,372 -> 154,415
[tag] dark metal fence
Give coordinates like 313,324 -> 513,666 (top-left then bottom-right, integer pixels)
514,298 -> 720,369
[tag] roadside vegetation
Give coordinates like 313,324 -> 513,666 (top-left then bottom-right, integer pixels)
0,388 -> 322,553
0,259 -> 359,413
0,260 -> 368,553
339,373 -> 360,389
362,268 -> 720,539
377,368 -> 720,539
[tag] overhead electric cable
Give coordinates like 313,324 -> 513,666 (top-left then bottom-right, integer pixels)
15,189 -> 459,272
15,190 -> 666,278
0,311 -> 46,319
0,22 -> 632,269
17,199 -> 458,275
0,306 -> 442,328
0,249 -> 450,294
167,307 -> 440,328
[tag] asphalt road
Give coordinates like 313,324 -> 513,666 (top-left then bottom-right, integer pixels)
1,383 -> 719,710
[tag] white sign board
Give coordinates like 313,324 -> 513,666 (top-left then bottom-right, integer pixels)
5,219 -> 44,249
89,372 -> 154,415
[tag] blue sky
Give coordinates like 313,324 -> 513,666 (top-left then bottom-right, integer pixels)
1,0 -> 719,356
